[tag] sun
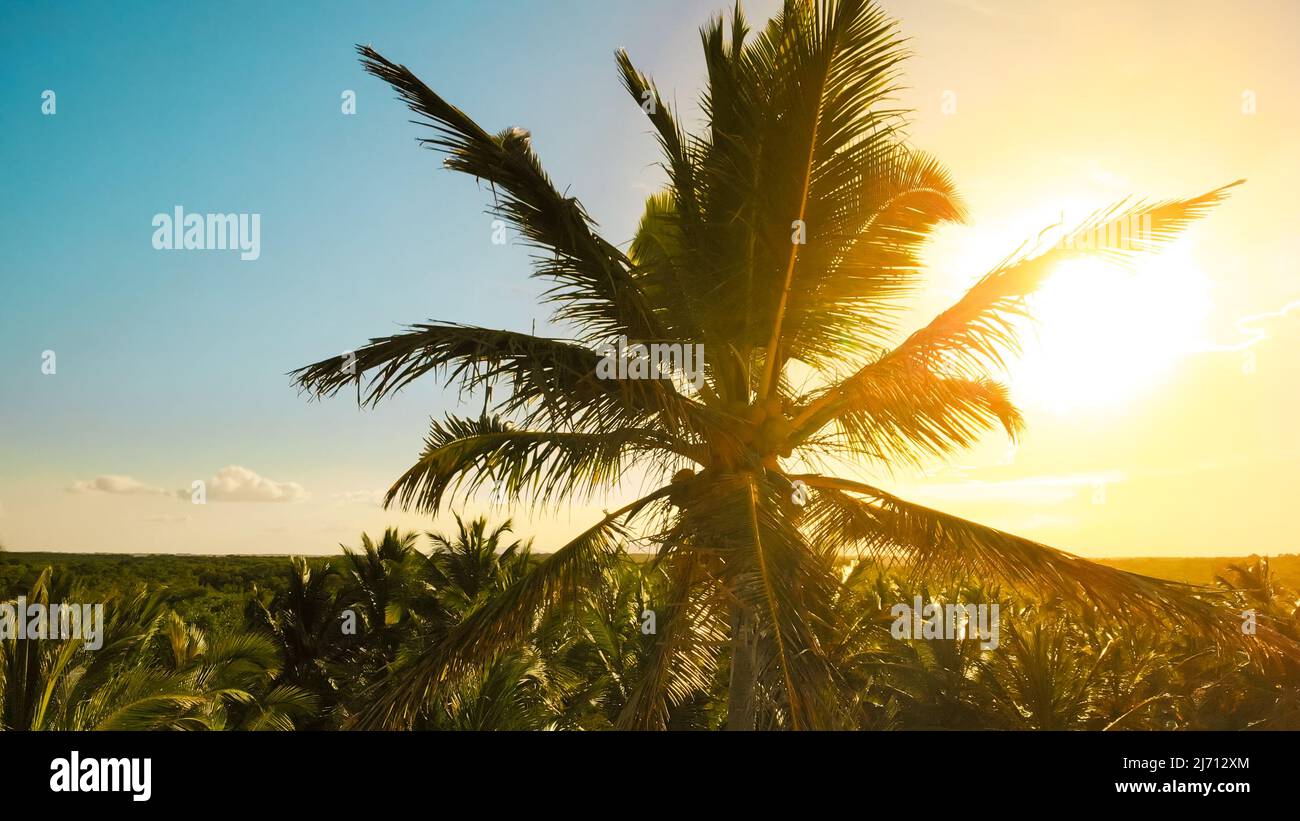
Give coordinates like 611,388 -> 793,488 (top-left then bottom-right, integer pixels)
1007,239 -> 1213,414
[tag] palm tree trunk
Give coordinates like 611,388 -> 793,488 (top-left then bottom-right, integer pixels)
726,604 -> 758,730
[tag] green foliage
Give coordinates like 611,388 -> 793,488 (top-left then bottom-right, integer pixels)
1,545 -> 1296,730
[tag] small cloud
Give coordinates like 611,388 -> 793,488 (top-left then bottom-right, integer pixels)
68,475 -> 169,496
1204,298 -> 1300,353
935,0 -> 1003,16
332,489 -> 385,506
1087,165 -> 1129,189
179,465 -> 308,503
1196,300 -> 1300,353
1006,513 -> 1079,531
915,471 -> 1123,506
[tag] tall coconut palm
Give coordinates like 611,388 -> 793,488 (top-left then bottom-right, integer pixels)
295,0 -> 1244,728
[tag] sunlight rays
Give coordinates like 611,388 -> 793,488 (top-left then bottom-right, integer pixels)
1008,241 -> 1213,413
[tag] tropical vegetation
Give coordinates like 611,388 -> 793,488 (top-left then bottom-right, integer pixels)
4,0 -> 1289,732
2,544 -> 1298,729
288,0 -> 1273,729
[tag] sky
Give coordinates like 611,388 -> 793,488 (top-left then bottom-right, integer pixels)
1,0 -> 1297,557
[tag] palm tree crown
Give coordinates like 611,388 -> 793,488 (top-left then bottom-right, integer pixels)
294,0 -> 1245,728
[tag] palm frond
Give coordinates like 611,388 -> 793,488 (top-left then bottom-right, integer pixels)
385,414 -> 697,514
357,45 -> 661,342
616,553 -> 726,729
749,0 -> 911,395
781,147 -> 966,368
791,182 -> 1242,432
798,474 -> 1229,631
290,322 -> 711,438
790,367 -> 1022,465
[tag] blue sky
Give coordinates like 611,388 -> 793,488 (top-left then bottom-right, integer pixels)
3,0 -> 1298,555
1,0 -> 788,550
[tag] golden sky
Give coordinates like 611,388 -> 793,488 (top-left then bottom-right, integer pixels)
4,0 -> 1296,558
867,0 -> 1300,556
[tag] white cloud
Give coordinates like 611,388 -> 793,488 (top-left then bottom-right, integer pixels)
1003,513 -> 1079,532
331,489 -> 385,506
1244,299 -> 1300,339
68,475 -> 169,496
182,465 -> 308,503
935,0 -> 1004,16
909,471 -> 1124,506
1203,298 -> 1300,353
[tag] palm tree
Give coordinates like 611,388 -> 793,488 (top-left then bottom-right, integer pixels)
295,0 -> 1244,729
341,528 -> 421,657
0,568 -> 315,730
254,557 -> 347,713
425,515 -> 531,613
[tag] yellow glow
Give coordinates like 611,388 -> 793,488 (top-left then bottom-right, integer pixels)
1008,242 -> 1213,414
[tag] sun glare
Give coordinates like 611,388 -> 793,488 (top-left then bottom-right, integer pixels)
1008,241 -> 1213,414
